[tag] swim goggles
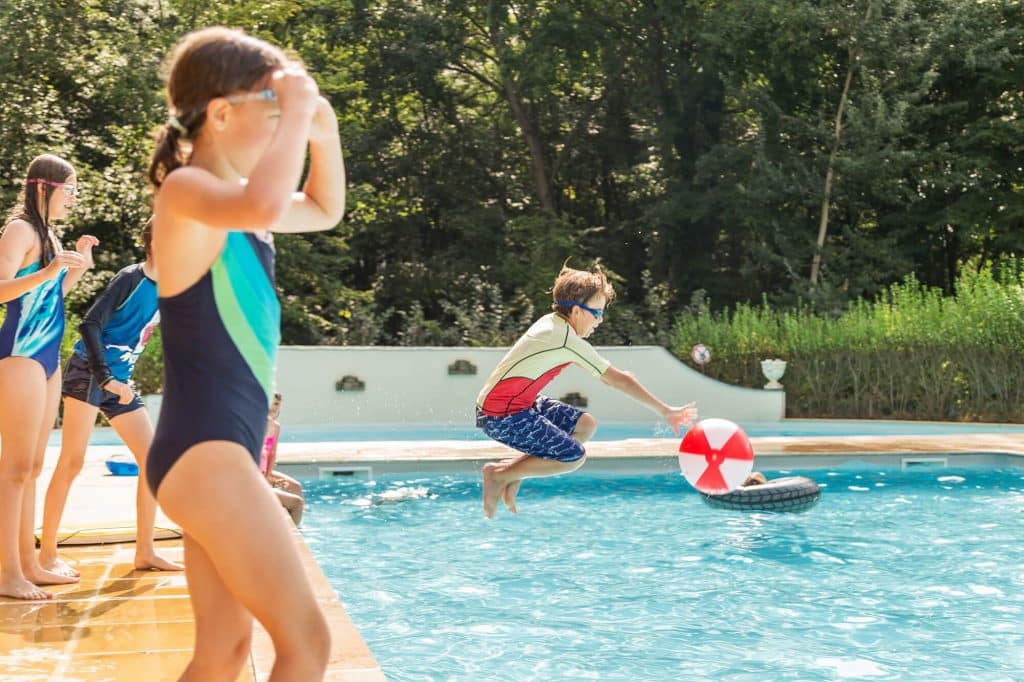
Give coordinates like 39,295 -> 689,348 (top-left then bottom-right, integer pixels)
557,300 -> 604,319
27,178 -> 78,197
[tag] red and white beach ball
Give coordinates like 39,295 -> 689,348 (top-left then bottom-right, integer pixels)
690,343 -> 712,366
678,418 -> 754,494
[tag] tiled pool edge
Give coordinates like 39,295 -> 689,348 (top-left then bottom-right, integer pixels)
274,433 -> 1024,477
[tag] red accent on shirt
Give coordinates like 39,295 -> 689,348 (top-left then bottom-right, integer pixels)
480,362 -> 571,417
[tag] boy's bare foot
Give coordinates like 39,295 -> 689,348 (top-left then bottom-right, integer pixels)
134,552 -> 184,572
23,564 -> 80,586
481,463 -> 506,519
38,555 -> 81,579
0,575 -> 53,600
501,480 -> 521,514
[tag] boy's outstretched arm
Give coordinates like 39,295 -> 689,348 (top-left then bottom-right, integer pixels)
601,366 -> 698,434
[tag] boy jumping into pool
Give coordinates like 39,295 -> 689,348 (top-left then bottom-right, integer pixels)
477,263 -> 698,518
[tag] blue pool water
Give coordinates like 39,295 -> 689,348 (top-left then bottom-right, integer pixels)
303,468 -> 1024,681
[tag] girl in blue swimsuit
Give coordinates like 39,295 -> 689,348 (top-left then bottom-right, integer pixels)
0,154 -> 98,600
147,28 -> 345,680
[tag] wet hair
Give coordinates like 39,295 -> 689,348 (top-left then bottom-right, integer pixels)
140,216 -> 154,258
551,261 -> 616,317
3,154 -> 75,266
743,472 -> 767,487
148,27 -> 288,188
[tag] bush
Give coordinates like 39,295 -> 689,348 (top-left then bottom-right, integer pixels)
132,326 -> 163,396
672,261 -> 1024,421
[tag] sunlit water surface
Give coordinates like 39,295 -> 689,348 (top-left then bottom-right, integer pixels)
303,468 -> 1024,681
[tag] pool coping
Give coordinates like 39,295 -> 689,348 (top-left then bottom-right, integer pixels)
273,433 -> 1024,476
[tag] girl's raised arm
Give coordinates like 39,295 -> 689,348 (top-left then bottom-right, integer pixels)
272,96 -> 346,234
156,69 -> 320,233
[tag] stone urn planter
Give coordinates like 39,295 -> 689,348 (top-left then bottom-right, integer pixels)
760,359 -> 787,390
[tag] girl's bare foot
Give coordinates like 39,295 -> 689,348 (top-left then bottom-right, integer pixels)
38,554 -> 81,578
501,480 -> 521,514
0,574 -> 53,600
134,552 -> 184,572
23,564 -> 80,586
481,463 -> 507,519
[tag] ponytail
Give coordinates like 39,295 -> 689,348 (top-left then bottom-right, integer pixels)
140,216 -> 154,257
148,123 -> 187,189
152,27 -> 288,189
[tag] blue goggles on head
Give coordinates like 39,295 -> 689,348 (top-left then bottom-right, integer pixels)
557,300 -> 604,319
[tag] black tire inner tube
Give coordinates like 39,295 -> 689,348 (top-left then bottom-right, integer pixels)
701,476 -> 821,512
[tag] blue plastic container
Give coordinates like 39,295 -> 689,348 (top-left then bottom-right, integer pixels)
105,456 -> 139,476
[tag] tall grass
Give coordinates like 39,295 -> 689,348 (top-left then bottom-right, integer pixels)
673,261 -> 1024,421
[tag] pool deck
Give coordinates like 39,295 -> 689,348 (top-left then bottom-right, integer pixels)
4,431 -> 1024,680
1,444 -> 384,681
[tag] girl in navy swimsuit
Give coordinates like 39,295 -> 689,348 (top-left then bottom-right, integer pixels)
147,28 -> 345,680
0,154 -> 98,600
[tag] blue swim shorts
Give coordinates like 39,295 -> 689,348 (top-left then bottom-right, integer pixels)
475,395 -> 586,462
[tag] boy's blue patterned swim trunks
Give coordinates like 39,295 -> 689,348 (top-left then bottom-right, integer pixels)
476,395 -> 586,462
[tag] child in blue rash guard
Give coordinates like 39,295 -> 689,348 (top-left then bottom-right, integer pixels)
39,218 -> 182,577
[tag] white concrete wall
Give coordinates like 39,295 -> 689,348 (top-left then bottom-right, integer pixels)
275,346 -> 784,426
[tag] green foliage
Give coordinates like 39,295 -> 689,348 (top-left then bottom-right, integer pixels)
0,0 -> 1020,421
676,261 -> 1024,357
61,309 -> 82,364
132,326 -> 164,396
673,261 -> 1024,420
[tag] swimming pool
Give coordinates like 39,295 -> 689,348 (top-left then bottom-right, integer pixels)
303,468 -> 1024,680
